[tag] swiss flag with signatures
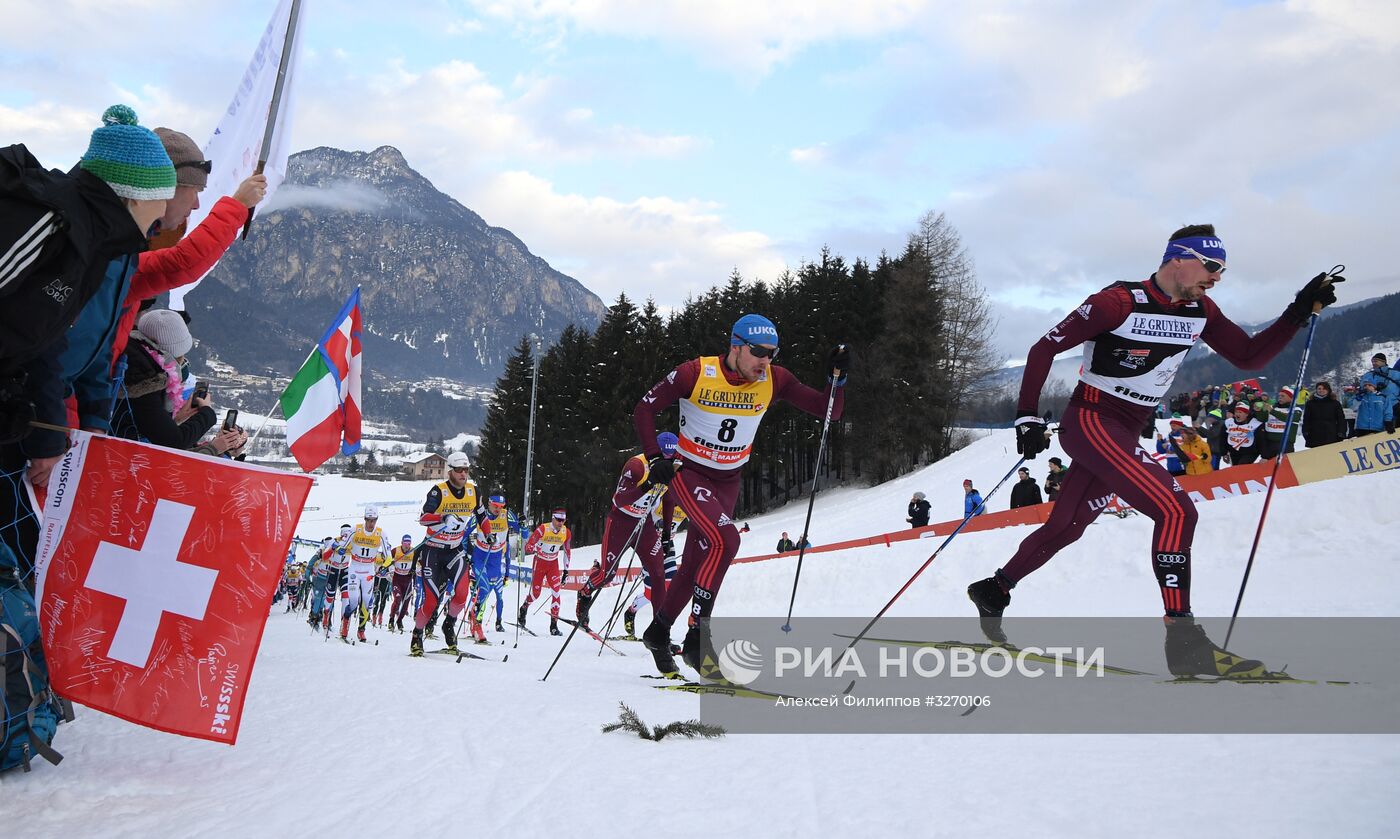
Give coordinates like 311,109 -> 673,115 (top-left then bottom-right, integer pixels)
33,434 -> 312,744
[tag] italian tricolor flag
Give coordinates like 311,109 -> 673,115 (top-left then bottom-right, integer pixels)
280,288 -> 363,471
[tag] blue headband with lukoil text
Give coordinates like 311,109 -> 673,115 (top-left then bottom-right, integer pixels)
1163,236 -> 1226,266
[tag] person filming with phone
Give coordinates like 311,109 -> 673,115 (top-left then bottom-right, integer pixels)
111,308 -> 245,457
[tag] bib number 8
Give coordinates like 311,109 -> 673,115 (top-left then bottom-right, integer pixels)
717,418 -> 738,443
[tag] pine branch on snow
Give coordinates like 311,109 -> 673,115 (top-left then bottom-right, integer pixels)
602,702 -> 725,741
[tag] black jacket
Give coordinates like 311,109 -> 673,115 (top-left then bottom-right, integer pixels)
1302,395 -> 1347,448
907,498 -> 930,528
1009,477 -> 1044,509
0,144 -> 147,457
111,336 -> 216,450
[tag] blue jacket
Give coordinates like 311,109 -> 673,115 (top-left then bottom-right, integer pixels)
1156,435 -> 1182,473
1361,368 -> 1399,417
1354,389 -> 1387,432
964,490 -> 984,518
57,254 -> 139,432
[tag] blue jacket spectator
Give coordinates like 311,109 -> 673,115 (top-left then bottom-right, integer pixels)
963,480 -> 984,518
1361,353 -> 1399,422
1156,420 -> 1188,474
1353,383 -> 1388,435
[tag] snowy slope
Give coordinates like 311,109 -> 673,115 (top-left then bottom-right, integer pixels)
4,429 -> 1397,838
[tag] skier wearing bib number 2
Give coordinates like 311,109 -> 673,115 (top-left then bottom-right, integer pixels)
633,314 -> 849,678
967,224 -> 1344,678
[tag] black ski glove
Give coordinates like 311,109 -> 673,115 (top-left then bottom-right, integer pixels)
0,372 -> 34,445
1014,412 -> 1050,459
647,456 -> 676,485
661,538 -> 675,558
0,394 -> 34,445
1284,269 -> 1345,326
1386,420 -> 1396,435
828,344 -> 850,384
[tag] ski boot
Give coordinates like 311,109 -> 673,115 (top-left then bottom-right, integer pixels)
517,601 -> 529,627
1163,616 -> 1268,679
409,629 -> 424,657
357,624 -> 367,643
307,612 -> 318,628
469,609 -> 488,644
441,616 -> 458,650
623,607 -> 637,638
642,620 -> 680,678
549,617 -> 562,636
575,588 -> 595,630
339,616 -> 351,640
967,571 -> 1013,644
495,616 -> 504,633
682,618 -> 723,681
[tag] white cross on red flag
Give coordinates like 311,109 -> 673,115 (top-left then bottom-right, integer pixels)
33,434 -> 312,744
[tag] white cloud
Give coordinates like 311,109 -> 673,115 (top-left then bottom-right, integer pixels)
471,0 -> 928,76
446,18 -> 486,35
789,143 -> 829,165
292,59 -> 701,165
471,170 -> 789,303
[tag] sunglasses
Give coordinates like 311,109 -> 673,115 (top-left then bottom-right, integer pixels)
735,335 -> 779,360
1172,244 -> 1226,275
552,514 -> 566,521
176,159 -> 213,174
449,466 -> 469,473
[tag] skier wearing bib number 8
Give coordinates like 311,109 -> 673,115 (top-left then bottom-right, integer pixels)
632,314 -> 848,678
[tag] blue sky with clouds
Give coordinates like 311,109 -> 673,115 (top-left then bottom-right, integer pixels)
3,1 -> 1397,363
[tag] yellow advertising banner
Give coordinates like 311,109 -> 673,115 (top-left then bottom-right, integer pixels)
1286,430 -> 1400,485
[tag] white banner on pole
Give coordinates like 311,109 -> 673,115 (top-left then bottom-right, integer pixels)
170,0 -> 303,310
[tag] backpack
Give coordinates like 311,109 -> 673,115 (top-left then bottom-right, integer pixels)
1,543 -> 68,772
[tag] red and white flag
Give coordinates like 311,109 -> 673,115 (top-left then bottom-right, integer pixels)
33,434 -> 312,744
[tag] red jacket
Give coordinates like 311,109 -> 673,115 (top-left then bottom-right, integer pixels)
110,196 -> 249,370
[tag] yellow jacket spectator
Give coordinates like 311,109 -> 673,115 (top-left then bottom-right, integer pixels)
1178,427 -> 1214,476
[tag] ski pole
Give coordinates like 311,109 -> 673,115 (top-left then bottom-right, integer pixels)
781,359 -> 843,632
542,487 -> 663,681
599,570 -> 647,646
1224,269 -> 1340,646
512,552 -> 524,647
841,456 -> 1027,654
594,487 -> 668,656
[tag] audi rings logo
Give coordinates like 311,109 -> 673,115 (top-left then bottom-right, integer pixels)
717,639 -> 763,685
1156,553 -> 1187,565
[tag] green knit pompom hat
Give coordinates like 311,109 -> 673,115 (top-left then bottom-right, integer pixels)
79,104 -> 177,201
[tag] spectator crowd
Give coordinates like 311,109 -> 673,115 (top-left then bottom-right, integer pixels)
2,105 -> 269,585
